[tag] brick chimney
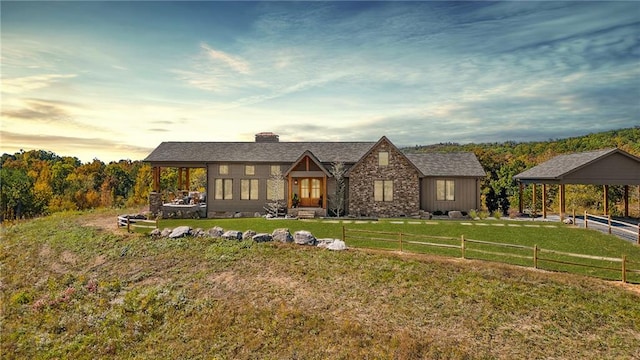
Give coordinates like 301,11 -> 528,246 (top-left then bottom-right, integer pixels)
255,132 -> 279,142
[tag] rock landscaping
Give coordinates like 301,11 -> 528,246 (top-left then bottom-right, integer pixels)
147,226 -> 346,250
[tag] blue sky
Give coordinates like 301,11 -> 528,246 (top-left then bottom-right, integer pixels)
1,1 -> 639,162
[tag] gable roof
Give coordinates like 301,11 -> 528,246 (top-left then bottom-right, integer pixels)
348,136 -> 424,176
284,150 -> 331,176
513,148 -> 635,181
144,141 -> 376,164
406,152 -> 486,177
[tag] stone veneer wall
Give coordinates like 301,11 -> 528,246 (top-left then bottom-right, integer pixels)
348,140 -> 420,217
149,192 -> 162,216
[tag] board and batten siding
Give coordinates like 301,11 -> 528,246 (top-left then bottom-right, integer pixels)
206,163 -> 288,216
421,177 -> 481,212
562,152 -> 640,185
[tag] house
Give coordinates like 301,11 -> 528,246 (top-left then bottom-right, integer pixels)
143,133 -> 486,218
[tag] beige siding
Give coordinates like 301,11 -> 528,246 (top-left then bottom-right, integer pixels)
563,153 -> 640,185
421,177 -> 481,212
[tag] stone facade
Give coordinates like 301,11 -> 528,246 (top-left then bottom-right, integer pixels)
148,192 -> 162,215
348,139 -> 420,217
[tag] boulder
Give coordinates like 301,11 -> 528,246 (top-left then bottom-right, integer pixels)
193,228 -> 206,237
327,240 -> 347,251
149,228 -> 162,238
243,230 -> 257,240
252,233 -> 273,243
222,230 -> 243,241
272,228 -> 293,243
254,212 -> 262,218
448,211 -> 463,219
169,226 -> 192,239
160,228 -> 172,237
294,230 -> 317,246
316,238 -> 336,248
207,226 -> 224,238
563,218 -> 574,225
233,212 -> 243,218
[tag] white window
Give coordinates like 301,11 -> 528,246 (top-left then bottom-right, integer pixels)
219,164 -> 229,175
436,180 -> 455,201
245,165 -> 255,176
214,179 -> 233,200
374,180 -> 393,202
378,151 -> 389,166
241,179 -> 259,200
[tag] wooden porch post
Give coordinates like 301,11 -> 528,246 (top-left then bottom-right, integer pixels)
519,183 -> 524,213
604,185 -> 609,216
185,168 -> 190,191
323,175 -> 327,209
178,168 -> 183,190
287,176 -> 293,208
542,184 -> 547,219
624,185 -> 629,217
153,167 -> 160,192
559,184 -> 565,221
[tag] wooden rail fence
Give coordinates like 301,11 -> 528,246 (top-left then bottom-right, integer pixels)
117,215 -> 158,233
584,211 -> 639,244
342,227 -> 640,283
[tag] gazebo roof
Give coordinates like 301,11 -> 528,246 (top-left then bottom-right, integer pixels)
513,148 -> 640,185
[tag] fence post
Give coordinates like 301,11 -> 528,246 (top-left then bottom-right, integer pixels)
608,215 -> 612,234
637,224 -> 639,245
342,226 -> 346,242
622,255 -> 627,283
399,232 -> 403,252
461,235 -> 466,259
584,211 -> 588,229
572,209 -> 576,226
127,217 -> 131,233
533,245 -> 538,269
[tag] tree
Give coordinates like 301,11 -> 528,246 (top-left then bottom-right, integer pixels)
329,162 -> 346,217
264,168 -> 285,217
0,167 -> 35,220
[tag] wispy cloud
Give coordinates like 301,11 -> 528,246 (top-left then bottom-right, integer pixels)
1,74 -> 76,94
200,43 -> 250,74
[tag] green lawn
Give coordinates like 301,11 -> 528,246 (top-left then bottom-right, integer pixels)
2,210 -> 640,359
157,217 -> 640,282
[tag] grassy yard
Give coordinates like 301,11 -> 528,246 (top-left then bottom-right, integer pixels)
2,210 -> 639,359
156,217 -> 640,282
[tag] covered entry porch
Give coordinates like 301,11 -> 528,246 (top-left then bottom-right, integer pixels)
285,151 -> 330,217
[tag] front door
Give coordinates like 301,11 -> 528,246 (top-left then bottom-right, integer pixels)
299,178 -> 322,207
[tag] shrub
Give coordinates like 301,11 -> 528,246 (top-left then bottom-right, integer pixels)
469,209 -> 478,219
477,211 -> 488,219
492,210 -> 502,219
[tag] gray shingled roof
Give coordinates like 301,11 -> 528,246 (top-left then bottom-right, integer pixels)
513,148 -> 617,180
405,152 -> 486,177
143,141 -> 377,164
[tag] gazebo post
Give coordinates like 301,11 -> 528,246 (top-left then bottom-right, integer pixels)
603,185 -> 609,216
542,184 -> 547,219
178,168 -> 183,191
532,184 -> 537,218
623,185 -> 629,217
185,168 -> 190,191
519,183 -> 524,214
559,184 -> 565,221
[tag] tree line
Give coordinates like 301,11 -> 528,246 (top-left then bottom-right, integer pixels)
1,127 -> 638,221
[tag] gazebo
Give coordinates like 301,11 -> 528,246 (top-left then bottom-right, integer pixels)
513,148 -> 640,220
